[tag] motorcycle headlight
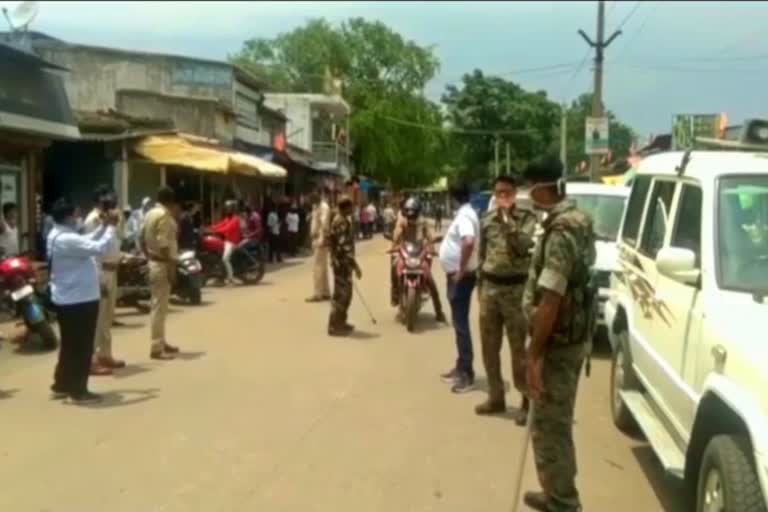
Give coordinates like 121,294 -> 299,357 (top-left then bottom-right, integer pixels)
406,257 -> 422,267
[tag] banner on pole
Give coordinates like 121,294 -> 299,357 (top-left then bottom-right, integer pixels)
671,114 -> 724,150
585,117 -> 610,154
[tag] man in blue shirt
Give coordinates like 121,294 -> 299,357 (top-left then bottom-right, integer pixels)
47,198 -> 118,404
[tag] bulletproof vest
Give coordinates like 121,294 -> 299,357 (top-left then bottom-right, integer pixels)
533,205 -> 597,345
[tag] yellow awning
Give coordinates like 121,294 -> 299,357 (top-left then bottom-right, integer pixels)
132,135 -> 286,180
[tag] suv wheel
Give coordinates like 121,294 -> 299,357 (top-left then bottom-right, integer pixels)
697,435 -> 767,512
610,330 -> 640,432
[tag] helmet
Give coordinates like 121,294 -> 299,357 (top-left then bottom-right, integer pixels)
403,197 -> 421,220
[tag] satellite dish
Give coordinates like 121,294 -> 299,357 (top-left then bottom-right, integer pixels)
2,1 -> 39,31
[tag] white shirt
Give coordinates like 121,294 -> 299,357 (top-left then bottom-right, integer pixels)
47,224 -> 117,305
267,212 -> 280,235
83,208 -> 121,265
439,204 -> 479,274
286,212 -> 300,233
366,204 -> 377,221
0,221 -> 19,256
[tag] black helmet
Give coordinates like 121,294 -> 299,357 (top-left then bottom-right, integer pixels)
403,197 -> 421,220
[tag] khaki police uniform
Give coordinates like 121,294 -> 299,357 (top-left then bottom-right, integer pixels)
310,200 -> 331,299
141,204 -> 178,353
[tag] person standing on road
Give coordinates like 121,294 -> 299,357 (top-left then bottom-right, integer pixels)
47,198 -> 119,404
266,201 -> 282,263
475,175 -> 536,424
438,184 -> 480,393
140,186 -> 181,360
521,156 -> 596,512
327,195 -> 362,337
306,191 -> 332,302
0,202 -> 20,257
83,185 -> 126,376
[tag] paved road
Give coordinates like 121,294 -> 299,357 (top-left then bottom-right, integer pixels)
0,238 -> 685,512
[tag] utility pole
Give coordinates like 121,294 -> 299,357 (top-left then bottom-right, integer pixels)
579,0 -> 621,182
560,103 -> 568,178
505,141 -> 511,175
494,136 -> 500,177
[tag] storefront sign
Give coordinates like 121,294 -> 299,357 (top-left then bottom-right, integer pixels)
585,117 -> 610,154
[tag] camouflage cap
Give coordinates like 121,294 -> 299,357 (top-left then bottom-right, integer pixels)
523,155 -> 564,184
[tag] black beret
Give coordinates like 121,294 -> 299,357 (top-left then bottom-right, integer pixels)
523,155 -> 564,184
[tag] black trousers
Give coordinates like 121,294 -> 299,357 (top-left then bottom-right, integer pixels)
53,300 -> 99,395
267,233 -> 282,262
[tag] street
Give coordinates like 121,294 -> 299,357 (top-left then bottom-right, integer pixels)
0,237 -> 685,512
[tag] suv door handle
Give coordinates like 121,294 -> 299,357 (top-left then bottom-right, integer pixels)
711,345 -> 728,366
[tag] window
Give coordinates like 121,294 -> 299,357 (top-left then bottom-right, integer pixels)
622,175 -> 651,246
640,180 -> 677,259
671,184 -> 703,267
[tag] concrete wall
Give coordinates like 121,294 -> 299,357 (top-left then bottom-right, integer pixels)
263,94 -> 313,152
35,45 -> 235,113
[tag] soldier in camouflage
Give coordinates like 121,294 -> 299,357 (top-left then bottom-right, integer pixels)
475,175 -> 537,425
521,156 -> 596,512
327,195 -> 362,337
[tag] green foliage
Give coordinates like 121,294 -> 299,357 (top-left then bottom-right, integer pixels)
441,70 -> 561,188
230,18 -> 446,190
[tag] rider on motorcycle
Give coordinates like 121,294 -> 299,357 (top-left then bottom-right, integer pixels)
209,200 -> 242,285
390,197 -> 447,322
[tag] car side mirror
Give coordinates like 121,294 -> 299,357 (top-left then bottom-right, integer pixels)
656,247 -> 700,286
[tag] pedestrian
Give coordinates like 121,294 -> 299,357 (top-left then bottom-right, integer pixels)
521,155 -> 596,512
209,200 -> 241,285
475,175 -> 537,425
177,202 -> 199,252
266,201 -> 282,263
286,204 -> 300,255
366,201 -> 377,236
242,202 -> 264,258
306,191 -> 332,302
327,194 -> 362,337
382,202 -> 396,236
434,202 -> 443,232
83,185 -> 126,376
47,197 -> 119,404
0,202 -> 20,257
140,186 -> 181,360
438,183 -> 480,393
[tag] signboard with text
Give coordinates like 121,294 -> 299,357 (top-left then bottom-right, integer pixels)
672,114 -> 723,150
585,117 -> 610,154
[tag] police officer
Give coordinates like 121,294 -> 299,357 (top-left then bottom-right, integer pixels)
140,186 -> 181,360
327,195 -> 362,337
475,175 -> 536,425
390,197 -> 446,322
521,156 -> 596,512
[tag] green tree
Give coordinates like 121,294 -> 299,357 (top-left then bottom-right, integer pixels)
563,93 -> 635,176
230,18 -> 446,189
441,70 -> 561,187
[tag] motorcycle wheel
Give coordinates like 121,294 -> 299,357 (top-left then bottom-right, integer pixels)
33,322 -> 58,351
405,287 -> 418,333
240,261 -> 266,285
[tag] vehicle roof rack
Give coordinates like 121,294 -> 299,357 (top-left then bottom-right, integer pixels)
695,118 -> 768,152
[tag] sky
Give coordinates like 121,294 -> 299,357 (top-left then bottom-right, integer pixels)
6,0 -> 768,139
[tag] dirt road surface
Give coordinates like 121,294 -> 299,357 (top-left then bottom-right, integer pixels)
0,238 -> 685,512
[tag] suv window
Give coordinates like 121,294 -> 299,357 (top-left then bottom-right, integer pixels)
671,184 -> 703,267
622,175 -> 651,246
640,180 -> 677,258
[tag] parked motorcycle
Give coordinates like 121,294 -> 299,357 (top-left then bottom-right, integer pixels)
197,232 -> 266,285
174,250 -> 203,305
116,253 -> 151,314
0,253 -> 58,350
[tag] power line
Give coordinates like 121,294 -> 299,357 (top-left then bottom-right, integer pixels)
609,5 -> 654,65
377,114 -> 529,136
615,1 -> 642,32
440,61 -> 583,86
562,48 -> 592,103
621,62 -> 768,73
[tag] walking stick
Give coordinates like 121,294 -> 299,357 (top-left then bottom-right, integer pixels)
353,280 -> 378,325
511,401 -> 535,512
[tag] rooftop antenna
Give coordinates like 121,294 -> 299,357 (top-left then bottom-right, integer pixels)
2,1 -> 39,32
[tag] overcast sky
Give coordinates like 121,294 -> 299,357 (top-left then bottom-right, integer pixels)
8,1 -> 768,137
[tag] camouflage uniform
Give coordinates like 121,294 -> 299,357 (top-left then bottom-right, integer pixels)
477,206 -> 537,404
522,199 -> 596,512
328,208 -> 356,331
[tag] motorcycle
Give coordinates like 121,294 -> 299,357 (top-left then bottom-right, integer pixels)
0,253 -> 58,350
173,250 -> 203,305
197,231 -> 266,285
116,252 -> 151,314
389,240 -> 433,333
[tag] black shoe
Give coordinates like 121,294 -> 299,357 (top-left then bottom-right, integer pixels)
68,391 -> 103,404
475,399 -> 506,415
440,367 -> 460,383
50,387 -> 68,400
515,397 -> 530,427
523,491 -> 549,512
451,373 -> 476,394
435,311 -> 448,323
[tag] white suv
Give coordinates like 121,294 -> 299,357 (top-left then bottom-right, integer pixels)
605,122 -> 768,512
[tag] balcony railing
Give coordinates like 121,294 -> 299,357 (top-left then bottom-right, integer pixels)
312,141 -> 350,170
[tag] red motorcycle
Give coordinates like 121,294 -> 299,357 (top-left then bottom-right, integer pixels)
0,254 -> 58,350
197,231 -> 265,286
390,240 -> 434,333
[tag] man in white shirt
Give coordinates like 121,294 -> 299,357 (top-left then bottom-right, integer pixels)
48,197 -> 118,404
306,190 -> 332,302
83,185 -> 125,376
438,184 -> 480,393
266,204 -> 282,263
0,202 -> 20,257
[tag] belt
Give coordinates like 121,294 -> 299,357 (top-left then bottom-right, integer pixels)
480,271 -> 528,286
102,262 -> 119,272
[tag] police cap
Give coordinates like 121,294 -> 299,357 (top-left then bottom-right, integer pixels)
337,194 -> 353,207
523,155 -> 564,184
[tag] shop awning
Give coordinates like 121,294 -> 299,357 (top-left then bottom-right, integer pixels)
132,135 -> 286,179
